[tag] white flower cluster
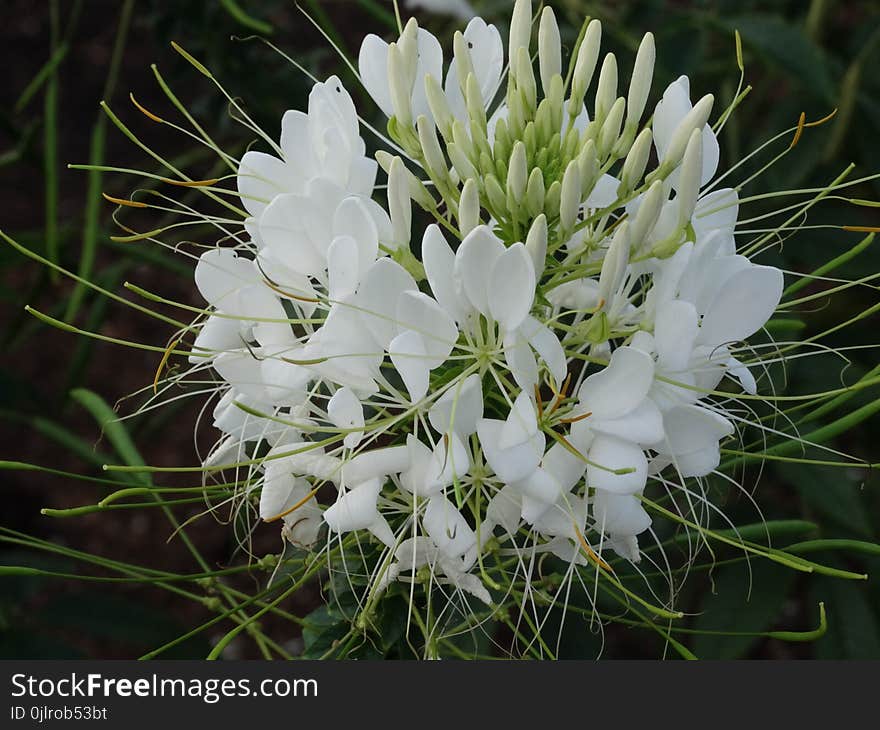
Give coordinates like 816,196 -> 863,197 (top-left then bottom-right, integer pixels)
188,1 -> 783,607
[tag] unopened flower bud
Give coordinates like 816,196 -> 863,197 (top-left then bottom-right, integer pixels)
661,93 -> 714,171
452,31 -> 476,99
569,19 -> 602,115
538,7 -> 561,95
594,53 -> 618,124
598,97 -> 625,157
459,178 -> 480,236
507,141 -> 528,203
626,32 -> 655,131
376,150 -> 436,210
526,214 -> 548,277
515,46 -> 537,115
417,115 -> 448,183
509,0 -> 533,60
465,73 -> 488,132
388,43 -> 413,127
630,179 -> 664,250
560,160 -> 582,232
424,74 -> 454,142
484,174 -> 507,213
598,220 -> 630,306
526,167 -> 546,217
618,127 -> 653,194
545,179 -> 562,220
447,142 -> 477,182
388,156 -> 411,249
677,128 -> 703,228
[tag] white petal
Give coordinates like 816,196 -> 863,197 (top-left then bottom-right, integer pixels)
655,299 -> 699,372
428,373 -> 483,437
541,441 -> 587,492
578,346 -> 655,420
213,351 -> 266,401
322,478 -> 382,533
503,329 -> 539,391
586,435 -> 648,495
727,356 -> 757,395
195,249 -> 259,310
499,390 -> 538,451
477,418 -> 545,484
327,386 -> 365,449
344,445 -> 411,485
592,490 -> 651,537
327,235 -> 360,302
592,399 -> 664,447
584,174 -> 621,209
698,265 -> 783,345
396,290 -> 459,367
660,404 -> 734,456
424,496 -> 477,560
333,196 -> 380,282
426,432 -> 471,491
445,18 -> 503,119
190,315 -> 242,363
259,468 -> 296,521
488,242 -> 536,332
237,151 -> 300,218
454,225 -> 505,316
258,193 -> 328,277
422,224 -> 469,323
389,329 -> 430,403
356,259 -> 418,348
484,484 -> 522,538
358,35 -> 393,116
520,315 -> 567,387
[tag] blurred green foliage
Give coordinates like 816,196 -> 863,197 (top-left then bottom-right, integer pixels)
0,0 -> 877,659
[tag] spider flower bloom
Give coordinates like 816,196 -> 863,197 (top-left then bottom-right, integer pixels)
52,0 -> 874,658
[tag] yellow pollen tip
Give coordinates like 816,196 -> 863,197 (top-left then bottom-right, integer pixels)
842,225 -> 880,233
164,177 -> 221,188
804,108 -> 838,128
574,524 -> 612,572
102,192 -> 147,208
153,337 -> 181,394
790,112 -> 806,149
261,277 -> 320,303
129,92 -> 165,123
557,410 -> 591,425
265,487 -> 320,523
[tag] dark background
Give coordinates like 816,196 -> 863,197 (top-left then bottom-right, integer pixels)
0,0 -> 878,659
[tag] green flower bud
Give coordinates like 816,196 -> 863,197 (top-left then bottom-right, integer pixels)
545,179 -> 562,220
594,52 -> 618,125
388,156 -> 412,250
509,0 -> 533,60
538,7 -> 562,95
618,127 -> 653,195
424,74 -> 454,142
598,96 -> 625,158
630,179 -> 665,252
417,115 -> 449,184
507,141 -> 528,203
626,32 -> 655,131
568,19 -> 602,115
459,178 -> 481,237
388,43 -> 413,128
560,159 -> 582,232
526,213 -> 548,276
677,128 -> 704,228
447,142 -> 478,182
515,46 -> 537,117
526,167 -> 546,218
484,174 -> 507,214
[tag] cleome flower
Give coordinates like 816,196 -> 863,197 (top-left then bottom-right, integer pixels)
179,0 -> 785,619
50,0 -> 875,658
